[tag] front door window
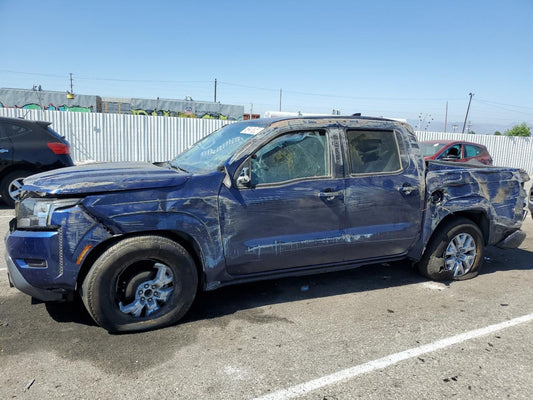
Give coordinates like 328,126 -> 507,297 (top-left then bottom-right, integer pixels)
251,131 -> 330,185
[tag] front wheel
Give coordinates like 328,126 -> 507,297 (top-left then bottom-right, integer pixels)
418,217 -> 484,281
80,235 -> 198,333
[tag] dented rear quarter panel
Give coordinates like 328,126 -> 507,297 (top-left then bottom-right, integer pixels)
421,162 -> 529,251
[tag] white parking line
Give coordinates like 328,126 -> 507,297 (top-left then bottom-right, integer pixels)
253,313 -> 533,400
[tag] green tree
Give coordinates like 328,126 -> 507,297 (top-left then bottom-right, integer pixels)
504,123 -> 531,137
494,131 -> 502,136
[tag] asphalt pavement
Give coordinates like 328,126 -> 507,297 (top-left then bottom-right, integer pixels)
1,192 -> 532,399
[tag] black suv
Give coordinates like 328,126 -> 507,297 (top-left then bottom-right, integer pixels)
0,116 -> 74,206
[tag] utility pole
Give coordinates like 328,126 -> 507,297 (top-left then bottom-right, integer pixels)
444,101 -> 448,133
66,73 -> 75,99
462,92 -> 474,133
214,79 -> 217,102
279,89 -> 282,112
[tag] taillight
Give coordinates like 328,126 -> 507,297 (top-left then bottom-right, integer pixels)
47,142 -> 70,155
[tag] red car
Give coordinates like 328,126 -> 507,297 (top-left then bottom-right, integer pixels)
420,140 -> 493,165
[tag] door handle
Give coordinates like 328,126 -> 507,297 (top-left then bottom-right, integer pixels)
0,149 -> 8,153
397,184 -> 418,196
318,190 -> 343,201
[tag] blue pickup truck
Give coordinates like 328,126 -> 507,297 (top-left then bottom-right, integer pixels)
5,116 -> 530,332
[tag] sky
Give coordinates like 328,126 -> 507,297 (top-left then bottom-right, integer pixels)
1,0 -> 532,134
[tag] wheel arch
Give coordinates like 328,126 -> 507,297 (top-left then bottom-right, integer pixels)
413,209 -> 489,262
434,210 -> 490,245
76,230 -> 206,294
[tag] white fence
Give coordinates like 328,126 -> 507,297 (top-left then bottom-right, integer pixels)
1,108 -> 532,175
0,108 -> 231,163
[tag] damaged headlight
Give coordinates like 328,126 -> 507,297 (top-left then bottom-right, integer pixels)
16,198 -> 80,229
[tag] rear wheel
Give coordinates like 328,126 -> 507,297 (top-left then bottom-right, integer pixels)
81,235 -> 198,333
418,217 -> 484,281
1,170 -> 32,207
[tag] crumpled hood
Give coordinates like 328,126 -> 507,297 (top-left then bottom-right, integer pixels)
23,162 -> 190,195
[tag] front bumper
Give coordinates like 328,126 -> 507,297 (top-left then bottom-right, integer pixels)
6,252 -> 67,301
5,204 -> 113,302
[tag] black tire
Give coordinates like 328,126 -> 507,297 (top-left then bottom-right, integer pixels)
80,235 -> 198,333
417,217 -> 484,281
1,170 -> 32,207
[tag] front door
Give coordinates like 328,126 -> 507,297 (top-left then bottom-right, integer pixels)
219,129 -> 346,275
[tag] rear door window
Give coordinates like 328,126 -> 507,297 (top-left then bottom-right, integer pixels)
346,130 -> 402,174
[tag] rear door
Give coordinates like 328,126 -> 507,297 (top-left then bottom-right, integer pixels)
341,129 -> 423,261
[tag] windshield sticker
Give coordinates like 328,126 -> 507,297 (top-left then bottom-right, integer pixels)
241,127 -> 264,135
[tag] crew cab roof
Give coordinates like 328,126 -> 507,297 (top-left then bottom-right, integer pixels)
261,115 -> 397,124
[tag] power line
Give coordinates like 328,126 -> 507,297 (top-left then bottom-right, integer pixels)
218,81 -> 280,93
0,69 -> 480,104
285,90 -> 462,102
473,100 -> 533,117
219,80 -> 463,101
77,76 -> 211,84
475,98 -> 533,111
3,69 -> 531,123
0,69 -> 211,85
0,69 -> 65,79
